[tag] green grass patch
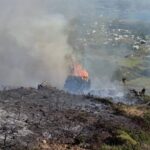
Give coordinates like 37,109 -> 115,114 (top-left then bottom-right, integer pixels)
116,130 -> 137,145
119,57 -> 142,69
127,77 -> 150,90
101,144 -> 141,150
101,129 -> 150,150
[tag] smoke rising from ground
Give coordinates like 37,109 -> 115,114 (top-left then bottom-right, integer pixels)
0,0 -> 150,89
0,0 -> 74,88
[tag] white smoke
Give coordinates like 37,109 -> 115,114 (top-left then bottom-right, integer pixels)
0,0 -> 149,89
0,0 -> 74,88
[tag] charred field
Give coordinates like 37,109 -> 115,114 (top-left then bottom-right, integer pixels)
0,85 -> 149,150
0,0 -> 150,150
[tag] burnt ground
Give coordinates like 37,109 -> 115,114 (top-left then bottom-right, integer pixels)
0,86 -> 149,150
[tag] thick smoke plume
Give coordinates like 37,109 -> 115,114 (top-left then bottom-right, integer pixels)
0,0 -> 150,90
0,0 -> 74,88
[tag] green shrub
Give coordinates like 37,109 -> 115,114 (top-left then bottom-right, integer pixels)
116,130 -> 137,145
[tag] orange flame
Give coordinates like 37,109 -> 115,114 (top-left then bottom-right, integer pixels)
72,64 -> 89,80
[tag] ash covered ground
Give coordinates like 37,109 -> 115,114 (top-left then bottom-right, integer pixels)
0,85 -> 149,150
0,1 -> 150,150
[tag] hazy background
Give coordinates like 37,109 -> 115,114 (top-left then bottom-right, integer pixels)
0,0 -> 150,89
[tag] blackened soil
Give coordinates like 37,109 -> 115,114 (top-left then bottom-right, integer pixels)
0,86 -> 141,150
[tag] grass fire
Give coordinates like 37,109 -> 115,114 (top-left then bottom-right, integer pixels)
73,64 -> 89,80
64,64 -> 91,93
0,0 -> 149,150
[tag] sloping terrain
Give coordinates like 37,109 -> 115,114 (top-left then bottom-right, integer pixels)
0,86 -> 149,150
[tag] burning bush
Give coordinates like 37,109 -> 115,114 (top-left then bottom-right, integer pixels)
64,64 -> 91,93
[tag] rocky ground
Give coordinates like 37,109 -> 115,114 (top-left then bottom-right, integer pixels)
0,86 -> 149,150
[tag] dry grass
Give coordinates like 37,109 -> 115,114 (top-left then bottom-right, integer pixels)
114,104 -> 148,118
34,140 -> 86,150
122,106 -> 145,117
